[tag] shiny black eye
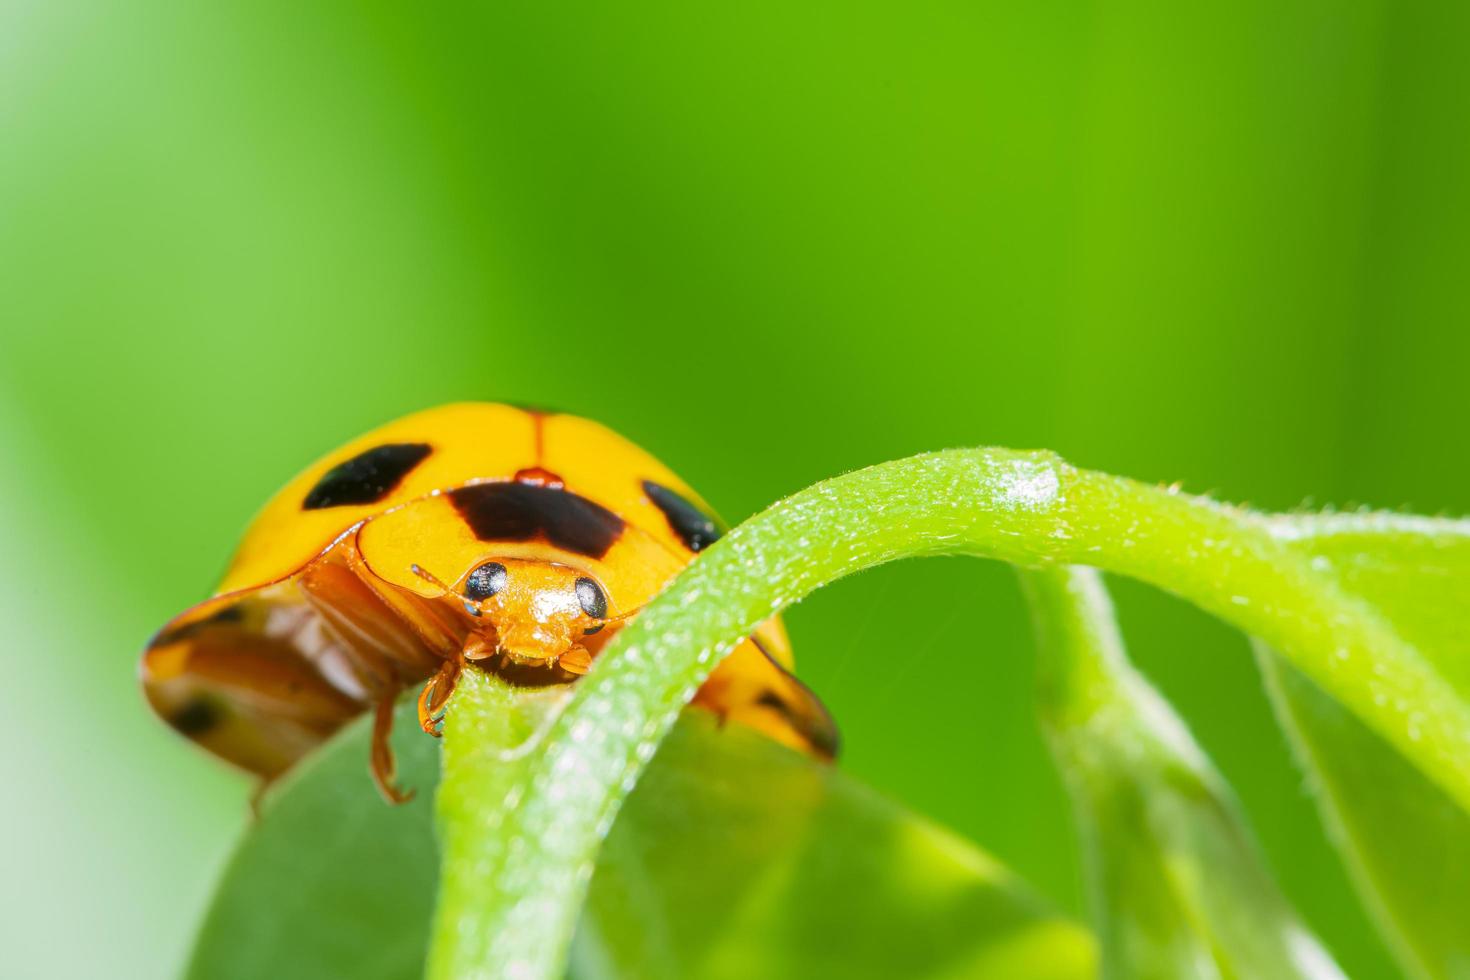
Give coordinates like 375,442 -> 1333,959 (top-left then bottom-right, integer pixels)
464,562 -> 508,600
575,576 -> 607,621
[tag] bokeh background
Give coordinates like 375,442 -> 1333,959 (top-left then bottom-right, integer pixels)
3,2 -> 1467,977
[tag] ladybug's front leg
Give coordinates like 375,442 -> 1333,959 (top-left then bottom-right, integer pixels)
416,657 -> 462,737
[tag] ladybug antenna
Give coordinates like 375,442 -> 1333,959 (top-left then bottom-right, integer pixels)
600,604 -> 646,626
411,563 -> 484,618
410,563 -> 456,597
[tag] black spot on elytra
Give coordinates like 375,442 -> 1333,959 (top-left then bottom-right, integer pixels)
168,698 -> 221,736
302,443 -> 432,510
750,635 -> 841,760
642,480 -> 722,552
755,690 -> 787,711
448,483 -> 624,558
148,606 -> 244,649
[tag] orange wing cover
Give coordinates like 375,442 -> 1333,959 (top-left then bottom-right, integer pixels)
141,403 -> 836,781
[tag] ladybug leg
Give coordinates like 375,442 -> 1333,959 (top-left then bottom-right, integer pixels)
425,660 -> 461,720
248,780 -> 271,820
370,691 -> 415,805
417,657 -> 462,737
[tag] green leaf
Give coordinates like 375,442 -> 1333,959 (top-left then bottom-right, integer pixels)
185,698 -> 440,980
573,710 -> 1095,980
1022,566 -> 1343,980
1260,514 -> 1470,979
189,688 -> 1096,980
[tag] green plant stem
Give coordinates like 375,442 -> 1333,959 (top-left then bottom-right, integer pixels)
1021,564 -> 1133,727
429,448 -> 1470,980
1021,566 -> 1344,979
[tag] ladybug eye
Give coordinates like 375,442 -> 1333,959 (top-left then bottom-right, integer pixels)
575,577 -> 608,620
464,562 -> 508,601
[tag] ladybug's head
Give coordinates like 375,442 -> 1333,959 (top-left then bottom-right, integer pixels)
415,558 -> 620,676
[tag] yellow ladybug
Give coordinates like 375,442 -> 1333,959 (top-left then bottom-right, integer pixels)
141,403 -> 837,802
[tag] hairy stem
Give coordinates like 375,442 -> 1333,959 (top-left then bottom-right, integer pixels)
1022,566 -> 1344,979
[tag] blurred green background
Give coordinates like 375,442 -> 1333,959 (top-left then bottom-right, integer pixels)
3,1 -> 1467,977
